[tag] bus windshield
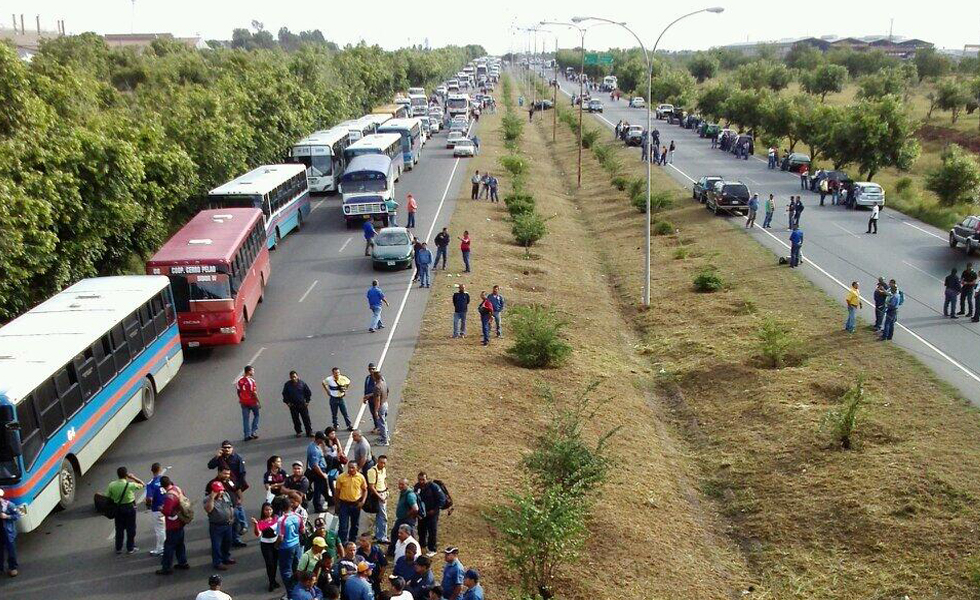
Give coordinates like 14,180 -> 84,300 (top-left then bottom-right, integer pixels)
211,194 -> 262,209
292,153 -> 333,177
447,98 -> 467,110
342,174 -> 387,194
168,273 -> 233,311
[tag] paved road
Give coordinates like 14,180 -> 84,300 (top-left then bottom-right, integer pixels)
3,121 -> 476,599
541,69 -> 980,405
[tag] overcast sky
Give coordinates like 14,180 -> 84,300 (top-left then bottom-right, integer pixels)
5,0 -> 980,54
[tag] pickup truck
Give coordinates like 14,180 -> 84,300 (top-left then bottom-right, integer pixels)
655,103 -> 674,119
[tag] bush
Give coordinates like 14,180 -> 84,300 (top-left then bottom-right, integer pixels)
506,304 -> 572,368
653,220 -> 675,236
611,175 -> 630,191
502,112 -> 524,143
512,212 -> 548,248
499,154 -> 529,177
894,176 -> 913,195
693,267 -> 723,293
756,316 -> 798,368
673,247 -> 689,260
581,128 -> 600,149
925,143 -> 980,206
504,193 -> 536,217
822,377 -> 867,449
650,190 -> 674,212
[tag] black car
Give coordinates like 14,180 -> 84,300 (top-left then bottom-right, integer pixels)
730,134 -> 753,154
667,108 -> 686,125
532,99 -> 554,110
950,215 -> 980,254
809,169 -> 852,192
706,180 -> 751,215
693,176 -> 724,203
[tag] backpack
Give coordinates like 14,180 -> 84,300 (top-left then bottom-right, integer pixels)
897,290 -> 905,306
433,479 -> 453,511
413,490 -> 426,520
175,494 -> 195,525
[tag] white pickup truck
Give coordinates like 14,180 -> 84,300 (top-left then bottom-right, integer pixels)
655,103 -> 674,120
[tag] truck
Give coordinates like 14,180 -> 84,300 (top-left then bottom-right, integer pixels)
602,75 -> 618,91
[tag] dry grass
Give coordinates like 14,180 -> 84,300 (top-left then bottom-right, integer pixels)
558,88 -> 980,598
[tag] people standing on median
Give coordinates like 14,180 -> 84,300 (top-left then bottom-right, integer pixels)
763,194 -> 775,229
452,284 -> 470,338
477,292 -> 494,346
480,173 -> 490,200
459,231 -> 472,273
417,243 -> 433,288
406,194 -> 418,229
961,263 -> 978,317
370,370 -> 390,446
106,466 -> 145,555
237,365 -> 261,441
362,364 -> 381,433
367,280 -> 389,333
0,489 -> 20,578
488,174 -> 499,203
323,367 -> 353,431
789,228 -> 803,268
146,462 -> 166,557
880,280 -> 903,340
944,268 -> 962,319
844,282 -> 863,333
414,472 -> 447,557
470,171 -> 480,200
358,532 -> 388,596
156,477 -> 190,576
351,429 -> 375,483
364,220 -> 377,256
867,204 -> 879,234
668,140 -> 676,164
441,547 -> 466,600
746,194 -> 759,229
434,228 -> 450,270
488,285 -> 505,338
283,370 -> 314,438
873,278 -> 888,332
366,455 -> 390,544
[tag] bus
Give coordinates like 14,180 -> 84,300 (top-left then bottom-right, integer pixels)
0,276 -> 183,532
289,127 -> 351,193
343,133 -> 404,179
146,208 -> 270,347
208,164 -> 310,249
373,104 -> 409,119
446,93 -> 470,120
377,118 -> 424,169
362,113 -> 392,132
339,115 -> 381,143
339,154 -> 396,228
408,93 -> 428,117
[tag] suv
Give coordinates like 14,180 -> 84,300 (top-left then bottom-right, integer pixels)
586,99 -> 604,113
624,125 -> 646,147
655,103 -> 674,119
693,176 -> 725,203
950,216 -> 980,254
700,123 -> 720,139
706,180 -> 751,215
629,97 -> 646,108
667,108 -> 685,125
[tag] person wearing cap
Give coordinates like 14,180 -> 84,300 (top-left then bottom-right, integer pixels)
307,432 -> 330,513
105,466 -> 146,555
207,441 -> 248,548
297,536 -> 328,581
310,516 -> 343,561
283,370 -> 315,438
284,461 -> 311,505
204,480 -> 236,570
357,532 -> 388,596
0,488 -> 19,577
345,560 -> 375,600
461,570 -> 482,600
291,571 -> 325,600
323,367 -> 354,431
336,461 -> 368,543
156,476 -> 191,575
195,574 -> 233,600
440,548 -> 465,600
390,575 -> 413,600
366,455 -> 390,543
408,556 -> 435,600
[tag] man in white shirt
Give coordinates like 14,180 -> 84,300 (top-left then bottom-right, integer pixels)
867,204 -> 880,235
393,523 -> 421,563
195,575 -> 232,600
389,575 -> 414,600
322,367 -> 353,431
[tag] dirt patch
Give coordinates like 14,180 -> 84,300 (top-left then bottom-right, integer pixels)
918,124 -> 980,154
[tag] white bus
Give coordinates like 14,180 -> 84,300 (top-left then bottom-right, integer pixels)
289,127 -> 351,193
343,133 -> 404,180
407,87 -> 425,97
0,276 -> 183,532
377,118 -> 424,169
209,164 -> 310,249
446,93 -> 471,120
338,116 -> 381,143
408,93 -> 428,117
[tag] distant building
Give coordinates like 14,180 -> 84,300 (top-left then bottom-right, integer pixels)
103,33 -> 207,50
965,44 -> 980,57
0,26 -> 61,61
718,35 -> 933,60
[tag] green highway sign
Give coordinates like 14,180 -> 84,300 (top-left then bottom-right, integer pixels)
584,52 -> 614,66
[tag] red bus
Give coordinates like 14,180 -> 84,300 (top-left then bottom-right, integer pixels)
146,208 -> 270,347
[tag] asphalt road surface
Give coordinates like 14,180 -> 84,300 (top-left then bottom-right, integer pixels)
3,121 -> 477,600
538,69 -> 980,405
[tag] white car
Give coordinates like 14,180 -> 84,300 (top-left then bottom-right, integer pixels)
453,139 -> 476,157
656,103 -> 674,119
853,182 -> 885,207
629,97 -> 646,108
446,131 -> 466,148
429,108 -> 444,123
428,119 -> 440,134
436,86 -> 447,96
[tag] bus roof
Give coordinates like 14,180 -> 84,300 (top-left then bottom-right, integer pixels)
347,133 -> 402,151
293,127 -> 350,148
341,154 -> 392,178
378,118 -> 420,130
373,104 -> 402,115
340,115 -> 380,133
209,164 -> 306,197
361,114 -> 392,128
0,276 -> 171,402
146,208 -> 263,266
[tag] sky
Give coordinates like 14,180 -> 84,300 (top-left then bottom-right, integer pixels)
4,0 -> 980,54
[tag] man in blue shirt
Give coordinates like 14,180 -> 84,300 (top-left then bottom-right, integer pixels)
452,285 -> 469,338
345,561 -> 375,600
364,220 -> 377,256
291,571 -> 324,600
789,228 -> 803,268
145,462 -> 166,556
0,489 -> 20,577
880,280 -> 903,341
367,280 -> 389,333
745,194 -> 759,229
409,555 -> 436,600
279,499 -> 305,593
487,286 -> 505,338
307,432 -> 330,513
417,243 -> 433,289
440,547 -> 465,600
461,570 -> 483,600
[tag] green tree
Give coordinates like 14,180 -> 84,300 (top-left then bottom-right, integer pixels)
687,52 -> 719,83
935,78 -> 971,123
971,78 -> 980,130
840,96 -> 920,180
914,47 -> 952,81
794,97 -> 844,167
650,68 -> 696,106
784,43 -> 824,71
800,63 -> 848,100
721,88 -> 771,136
697,83 -> 731,121
761,94 -> 803,151
925,144 -> 980,206
856,65 -> 916,100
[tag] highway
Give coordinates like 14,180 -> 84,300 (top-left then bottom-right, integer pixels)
543,70 -> 980,405
3,122 -> 476,600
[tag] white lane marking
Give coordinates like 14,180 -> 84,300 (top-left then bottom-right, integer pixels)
339,236 -> 353,253
669,163 -> 696,183
310,200 -> 325,214
900,219 -> 946,241
342,124 -> 471,456
298,280 -> 319,303
229,347 -> 266,384
902,260 -> 943,283
832,222 -> 860,239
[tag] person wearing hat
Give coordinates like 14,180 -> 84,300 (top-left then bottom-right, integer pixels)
284,461 -> 311,504
345,560 -> 375,600
408,555 -> 435,600
441,548 -> 465,600
204,480 -> 236,570
297,536 -> 328,581
0,488 -> 19,577
195,574 -> 232,600
357,532 -> 388,596
461,570 -> 483,600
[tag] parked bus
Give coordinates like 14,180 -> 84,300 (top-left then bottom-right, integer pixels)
408,93 -> 428,117
289,127 -> 351,193
208,164 -> 309,249
343,133 -> 405,179
146,208 -> 270,348
0,276 -> 183,532
373,103 -> 409,119
339,154 -> 396,228
362,113 -> 392,132
338,115 -> 381,143
377,118 -> 423,169
446,93 -> 470,120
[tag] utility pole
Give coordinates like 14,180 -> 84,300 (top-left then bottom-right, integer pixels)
131,0 -> 136,34
553,37 -> 558,143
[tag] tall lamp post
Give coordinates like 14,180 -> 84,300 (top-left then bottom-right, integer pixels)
573,7 -> 724,306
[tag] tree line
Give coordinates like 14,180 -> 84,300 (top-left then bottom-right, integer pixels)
0,34 -> 483,321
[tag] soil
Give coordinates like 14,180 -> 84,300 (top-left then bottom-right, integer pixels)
917,124 -> 980,154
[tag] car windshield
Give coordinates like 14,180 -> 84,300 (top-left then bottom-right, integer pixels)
375,231 -> 411,246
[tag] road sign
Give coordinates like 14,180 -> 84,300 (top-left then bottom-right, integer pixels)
584,52 -> 614,66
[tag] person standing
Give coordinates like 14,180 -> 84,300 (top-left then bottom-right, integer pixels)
873,278 -> 888,332
961,262 -> 978,317
659,145 -> 668,166
350,430 -> 375,488
831,179 -> 841,205
366,456 -> 390,544
452,285 -> 470,338
362,364 -> 382,433
417,243 -> 433,289
252,502 -> 281,591
146,462 -> 166,557
792,196 -> 804,230
789,228 -> 803,268
278,497 -> 305,594
434,228 -> 450,270
461,570 -> 483,600
156,477 -> 190,575
668,140 -> 676,164
488,174 -> 499,203
480,173 -> 490,200
800,165 -> 809,190
867,204 -> 880,234
389,479 -> 421,557
323,367 -> 353,431
880,281 -> 902,340
458,232 -> 471,273
477,292 -> 494,346
414,473 -> 447,557
470,171 -> 480,200
409,556 -> 436,600
786,197 -> 797,229
763,194 -> 775,229
370,370 -> 390,446
367,280 -> 389,333
357,534 -> 388,596
746,194 -> 759,229
364,220 -> 377,256
406,194 -> 418,229
206,441 -> 248,547
819,177 -> 828,206
488,286 -> 505,338
106,466 -> 145,555
203,481 -> 236,571
640,134 -> 648,162
0,489 -> 19,577
283,371 -> 314,438
335,462 -> 367,543
844,282 -> 863,333
236,365 -> 261,441
944,268 -> 962,319
441,548 -> 465,600
345,561 -> 375,600
307,432 -> 330,513
195,575 -> 232,600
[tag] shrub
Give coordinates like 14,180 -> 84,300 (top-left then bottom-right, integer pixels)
693,267 -> 723,293
756,316 -> 798,368
611,175 -> 630,191
506,304 -> 572,368
925,143 -> 980,206
653,220 -> 675,236
822,377 -> 867,449
894,176 -> 913,195
505,193 -> 536,217
512,212 -> 548,248
499,154 -> 529,177
581,128 -> 600,149
673,247 -> 689,260
650,190 -> 674,212
502,112 -> 524,143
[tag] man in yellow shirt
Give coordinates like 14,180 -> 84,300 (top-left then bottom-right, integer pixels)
335,462 -> 367,543
366,456 -> 389,543
845,281 -> 863,333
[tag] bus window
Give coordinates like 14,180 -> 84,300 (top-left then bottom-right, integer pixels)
35,379 -> 65,439
110,323 -> 131,371
94,334 -> 116,384
16,399 -> 42,470
123,312 -> 144,354
139,303 -> 156,345
151,294 -> 168,337
55,365 -> 84,418
74,350 -> 100,401
189,274 -> 232,301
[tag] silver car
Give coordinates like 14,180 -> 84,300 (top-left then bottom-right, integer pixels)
853,182 -> 885,208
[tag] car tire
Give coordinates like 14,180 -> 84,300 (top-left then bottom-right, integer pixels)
693,188 -> 698,200
950,234 -> 958,248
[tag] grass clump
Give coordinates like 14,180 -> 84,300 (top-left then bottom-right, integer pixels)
756,315 -> 799,368
653,220 -> 675,236
506,305 -> 572,368
611,175 -> 630,191
512,212 -> 548,249
821,377 -> 867,450
693,266 -> 723,293
581,128 -> 600,149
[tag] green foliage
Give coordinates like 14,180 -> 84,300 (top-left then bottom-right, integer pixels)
653,220 -> 675,236
697,83 -> 732,121
628,185 -> 674,214
784,44 -> 824,71
591,143 -> 620,174
800,63 -> 848,100
580,128 -> 600,149
721,88 -> 771,134
735,61 -> 792,92
506,305 -> 572,368
611,175 -> 630,191
856,65 -> 916,100
935,78 -> 971,123
693,266 -> 723,293
499,154 -> 529,177
502,112 -> 525,142
512,212 -> 548,249
826,48 -> 898,77
894,176 -> 913,195
651,69 -> 697,107
504,193 -> 537,217
925,144 -> 980,207
913,47 -> 952,81
837,96 -> 920,180
756,316 -> 798,368
822,377 -> 867,450
687,53 -> 720,83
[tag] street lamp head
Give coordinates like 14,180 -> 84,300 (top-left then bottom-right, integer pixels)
571,16 -> 586,23
706,6 -> 725,13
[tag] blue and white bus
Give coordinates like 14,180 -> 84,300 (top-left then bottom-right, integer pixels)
0,276 -> 183,532
377,118 -> 423,170
344,133 -> 405,180
289,127 -> 351,193
209,164 -> 310,249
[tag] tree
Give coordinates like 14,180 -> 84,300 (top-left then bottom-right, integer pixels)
800,63 -> 848,100
925,144 -> 980,206
721,88 -> 771,136
914,47 -> 952,81
697,83 -> 731,121
971,78 -> 980,130
650,68 -> 696,106
856,66 -> 914,100
761,94 -> 803,151
794,97 -> 844,167
935,78 -> 971,123
839,96 -> 920,181
785,43 -> 823,71
687,52 -> 719,83
735,61 -> 772,90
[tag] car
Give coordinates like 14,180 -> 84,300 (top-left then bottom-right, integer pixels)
655,103 -> 674,119
449,120 -> 468,134
693,176 -> 725,203
950,216 -> 980,254
427,119 -> 440,134
532,99 -> 554,110
629,97 -> 646,108
730,134 -> 754,154
667,108 -> 685,125
700,123 -> 721,139
808,169 -> 851,192
435,86 -> 447,96
625,125 -> 646,147
371,227 -> 415,270
706,180 -> 751,215
446,130 -> 466,148
453,139 -> 476,157
586,99 -> 604,113
780,152 -> 811,173
851,182 -> 884,208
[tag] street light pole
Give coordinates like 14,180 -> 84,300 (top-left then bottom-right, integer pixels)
553,37 -> 558,142
573,7 -> 724,306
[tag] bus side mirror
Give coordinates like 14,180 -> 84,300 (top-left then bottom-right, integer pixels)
0,405 -> 14,423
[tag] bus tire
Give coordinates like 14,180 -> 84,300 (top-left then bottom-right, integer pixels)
136,379 -> 156,421
297,210 -> 304,230
57,458 -> 78,510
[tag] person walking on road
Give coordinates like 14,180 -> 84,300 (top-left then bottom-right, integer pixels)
203,481 -> 236,571
366,455 -> 389,543
0,489 -> 20,577
746,194 -> 759,229
789,228 -> 804,268
763,194 -> 775,229
367,280 -> 389,333
283,371 -> 314,438
364,220 -> 377,256
844,282 -> 863,333
336,462 -> 367,543
880,280 -> 903,340
307,432 -> 330,513
406,194 -> 418,229
470,171 -> 480,200
237,365 -> 261,441
477,292 -> 494,346
206,442 -> 248,547
459,231 -> 471,273
960,262 -> 977,317
944,268 -> 962,319
452,285 -> 470,338
488,285 -> 505,337
156,477 -> 190,575
323,367 -> 353,431
417,243 -> 433,288
873,278 -> 888,332
867,204 -> 880,234
106,466 -> 145,555
668,140 -> 676,164
434,228 -> 450,270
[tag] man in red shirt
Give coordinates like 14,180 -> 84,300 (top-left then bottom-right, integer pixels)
477,292 -> 494,346
458,231 -> 471,273
156,477 -> 190,575
237,365 -> 261,441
